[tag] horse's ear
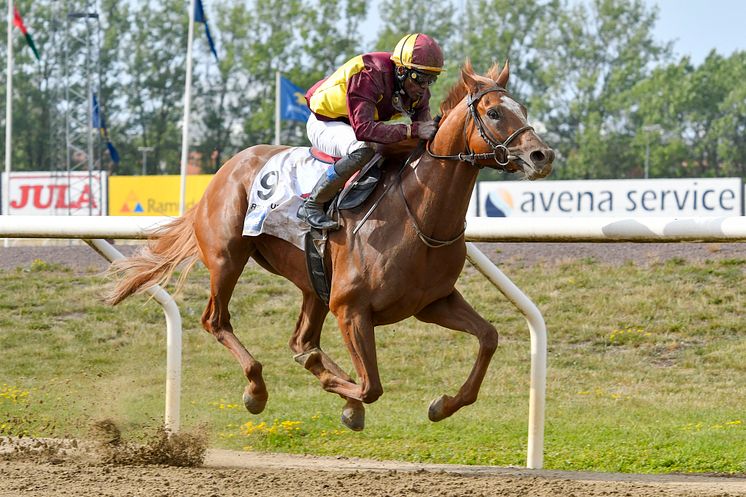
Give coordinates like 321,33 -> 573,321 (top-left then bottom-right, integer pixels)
461,59 -> 485,93
495,58 -> 510,88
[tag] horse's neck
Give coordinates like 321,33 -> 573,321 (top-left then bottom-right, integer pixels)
399,109 -> 478,240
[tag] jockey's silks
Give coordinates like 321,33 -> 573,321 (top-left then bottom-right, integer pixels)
305,52 -> 431,144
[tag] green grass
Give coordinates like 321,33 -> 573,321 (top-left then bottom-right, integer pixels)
1,252 -> 745,474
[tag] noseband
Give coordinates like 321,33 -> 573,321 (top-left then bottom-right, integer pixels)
427,86 -> 534,169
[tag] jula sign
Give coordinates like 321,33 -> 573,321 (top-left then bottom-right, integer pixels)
2,171 -> 108,215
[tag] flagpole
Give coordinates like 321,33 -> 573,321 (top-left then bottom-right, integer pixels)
4,0 -> 13,227
274,71 -> 280,145
179,0 -> 196,216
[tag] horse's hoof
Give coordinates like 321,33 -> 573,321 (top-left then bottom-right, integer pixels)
428,395 -> 451,422
242,389 -> 267,415
293,348 -> 322,369
341,404 -> 365,432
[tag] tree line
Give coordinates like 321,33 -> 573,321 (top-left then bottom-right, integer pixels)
2,0 -> 744,180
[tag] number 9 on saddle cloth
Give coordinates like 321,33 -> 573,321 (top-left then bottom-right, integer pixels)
242,147 -> 382,250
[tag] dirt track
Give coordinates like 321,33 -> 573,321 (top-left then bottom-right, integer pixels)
2,448 -> 746,497
2,240 -> 746,271
2,242 -> 746,496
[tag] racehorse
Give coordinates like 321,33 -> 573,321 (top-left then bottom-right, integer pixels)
106,60 -> 554,431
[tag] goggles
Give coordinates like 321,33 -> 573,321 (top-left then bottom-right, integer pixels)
409,69 -> 438,88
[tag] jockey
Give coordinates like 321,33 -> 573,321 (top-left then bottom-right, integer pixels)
298,33 -> 444,230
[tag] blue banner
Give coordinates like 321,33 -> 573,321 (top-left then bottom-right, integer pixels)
280,76 -> 311,122
195,0 -> 218,62
92,93 -> 121,165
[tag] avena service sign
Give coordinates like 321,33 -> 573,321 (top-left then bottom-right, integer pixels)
476,178 -> 744,217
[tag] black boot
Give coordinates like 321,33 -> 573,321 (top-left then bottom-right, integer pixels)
299,147 -> 375,230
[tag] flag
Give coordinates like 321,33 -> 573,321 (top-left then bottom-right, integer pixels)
279,77 -> 311,122
92,93 -> 121,165
13,6 -> 40,61
194,0 -> 218,62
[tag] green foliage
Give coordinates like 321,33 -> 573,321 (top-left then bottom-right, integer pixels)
374,0 -> 457,53
2,0 -> 744,179
1,255 -> 745,473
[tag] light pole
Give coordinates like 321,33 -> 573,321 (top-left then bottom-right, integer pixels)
138,146 -> 154,175
643,124 -> 662,179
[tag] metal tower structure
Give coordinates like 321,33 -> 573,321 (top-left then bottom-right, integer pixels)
59,0 -> 102,215
47,1 -> 70,210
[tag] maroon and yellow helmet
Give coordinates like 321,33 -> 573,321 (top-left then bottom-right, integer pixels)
390,33 -> 444,74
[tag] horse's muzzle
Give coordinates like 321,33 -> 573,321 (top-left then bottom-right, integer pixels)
512,146 -> 554,180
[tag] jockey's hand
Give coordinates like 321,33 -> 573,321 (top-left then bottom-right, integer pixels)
414,120 -> 438,141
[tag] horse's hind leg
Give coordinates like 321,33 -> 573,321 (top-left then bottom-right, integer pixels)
200,237 -> 268,414
289,291 -> 366,431
415,290 -> 498,422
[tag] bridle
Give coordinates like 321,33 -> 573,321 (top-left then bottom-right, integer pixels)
359,87 -> 536,248
426,86 -> 534,169
397,86 -> 532,247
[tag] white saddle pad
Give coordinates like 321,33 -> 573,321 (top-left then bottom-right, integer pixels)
242,147 -> 330,250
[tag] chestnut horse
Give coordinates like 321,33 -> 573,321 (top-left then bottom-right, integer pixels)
107,60 -> 554,431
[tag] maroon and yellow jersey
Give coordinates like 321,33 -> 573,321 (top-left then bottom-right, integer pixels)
305,52 -> 431,144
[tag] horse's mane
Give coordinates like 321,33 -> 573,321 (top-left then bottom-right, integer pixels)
439,79 -> 468,118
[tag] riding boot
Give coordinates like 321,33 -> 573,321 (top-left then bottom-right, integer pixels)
298,147 -> 375,230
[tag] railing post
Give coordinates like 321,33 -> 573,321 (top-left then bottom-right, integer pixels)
465,243 -> 547,469
84,239 -> 182,433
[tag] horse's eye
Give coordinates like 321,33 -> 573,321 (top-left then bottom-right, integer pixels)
486,109 -> 500,120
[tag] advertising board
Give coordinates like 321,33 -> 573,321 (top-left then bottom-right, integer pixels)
476,178 -> 744,217
108,175 -> 213,216
1,171 -> 108,215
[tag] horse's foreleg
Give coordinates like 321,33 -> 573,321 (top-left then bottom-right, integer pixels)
201,239 -> 268,415
415,290 -> 498,422
288,292 -> 365,431
335,307 -> 383,404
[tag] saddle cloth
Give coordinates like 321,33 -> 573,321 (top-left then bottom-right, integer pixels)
242,147 -> 329,250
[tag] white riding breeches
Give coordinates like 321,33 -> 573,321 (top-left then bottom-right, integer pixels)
306,114 -> 369,158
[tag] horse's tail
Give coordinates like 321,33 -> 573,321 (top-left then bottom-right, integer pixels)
105,209 -> 200,305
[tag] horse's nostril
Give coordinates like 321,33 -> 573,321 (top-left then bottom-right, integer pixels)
531,148 -> 555,165
530,150 -> 546,164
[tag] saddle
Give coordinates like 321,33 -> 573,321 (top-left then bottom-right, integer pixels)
304,151 -> 384,305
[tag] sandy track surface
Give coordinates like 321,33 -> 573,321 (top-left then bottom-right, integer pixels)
2,448 -> 746,497
2,241 -> 746,272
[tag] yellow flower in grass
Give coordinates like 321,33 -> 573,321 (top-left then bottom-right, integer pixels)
0,384 -> 30,403
209,400 -> 241,410
681,420 -> 742,432
609,327 -> 652,345
240,419 -> 304,437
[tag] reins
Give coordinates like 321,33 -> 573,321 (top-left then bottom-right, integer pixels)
356,86 -> 531,248
352,140 -> 465,248
397,147 -> 466,248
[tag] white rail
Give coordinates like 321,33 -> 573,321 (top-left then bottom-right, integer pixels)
465,243 -> 546,469
84,239 -> 182,433
466,216 -> 746,242
0,216 -> 180,432
3,215 -> 744,469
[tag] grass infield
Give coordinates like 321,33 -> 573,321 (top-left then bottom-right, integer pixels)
1,253 -> 744,474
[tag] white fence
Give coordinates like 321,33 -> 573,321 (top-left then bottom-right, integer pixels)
2,215 -> 746,470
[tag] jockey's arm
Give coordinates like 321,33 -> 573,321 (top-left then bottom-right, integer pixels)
348,96 -> 414,143
347,71 -> 420,144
